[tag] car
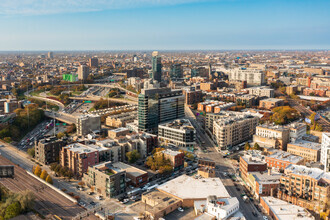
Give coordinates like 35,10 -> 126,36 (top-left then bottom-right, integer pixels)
263,216 -> 268,220
87,192 -> 94,195
178,207 -> 184,212
122,199 -> 130,204
236,187 -> 241,191
95,196 -> 102,200
252,211 -> 258,217
90,201 -> 96,206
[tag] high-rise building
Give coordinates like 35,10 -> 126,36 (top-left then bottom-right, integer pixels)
170,63 -> 183,79
77,65 -> 89,80
48,51 -> 53,59
138,86 -> 184,133
89,57 -> 98,68
76,114 -> 101,136
321,133 -> 330,172
151,51 -> 162,82
228,67 -> 265,85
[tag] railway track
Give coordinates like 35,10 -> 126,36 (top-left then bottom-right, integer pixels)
0,156 -> 84,219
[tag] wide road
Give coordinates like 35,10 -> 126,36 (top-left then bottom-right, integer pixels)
184,106 -> 263,220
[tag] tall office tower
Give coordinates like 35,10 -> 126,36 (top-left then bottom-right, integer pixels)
321,133 -> 330,172
48,52 -> 53,59
170,63 -> 183,79
77,65 -> 90,80
151,51 -> 162,82
89,57 -> 99,68
133,55 -> 138,63
138,86 -> 184,134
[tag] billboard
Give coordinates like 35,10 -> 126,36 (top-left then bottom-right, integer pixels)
0,165 -> 14,178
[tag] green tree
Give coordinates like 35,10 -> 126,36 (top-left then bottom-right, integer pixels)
45,175 -> 53,184
4,201 -> 21,219
27,147 -> 35,158
126,150 -> 141,163
40,170 -> 48,180
34,165 -> 42,177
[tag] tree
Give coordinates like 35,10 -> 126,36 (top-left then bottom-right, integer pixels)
253,143 -> 260,150
244,142 -> 250,150
50,163 -> 58,171
126,150 -> 141,163
40,170 -> 48,180
27,147 -> 35,158
57,132 -> 65,139
45,175 -> 53,184
34,165 -> 42,177
4,201 -> 21,219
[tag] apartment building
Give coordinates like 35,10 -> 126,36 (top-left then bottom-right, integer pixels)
239,151 -> 267,182
110,162 -> 148,187
77,65 -> 89,80
83,162 -> 126,198
213,111 -> 259,150
105,111 -> 137,128
288,122 -> 307,143
287,140 -> 321,162
278,164 -> 330,213
228,67 -> 265,85
265,150 -> 304,171
161,149 -> 185,171
76,114 -> 101,136
247,86 -> 274,98
200,82 -> 215,91
182,87 -> 203,106
197,101 -> 236,113
108,127 -> 130,139
158,119 -> 196,148
235,94 -> 257,108
321,133 -> 330,172
259,98 -> 284,109
60,143 -> 100,177
246,170 -> 281,200
253,124 -> 290,150
35,136 -> 66,165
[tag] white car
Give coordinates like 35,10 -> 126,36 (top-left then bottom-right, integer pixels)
178,207 -> 184,212
95,196 -> 102,200
263,216 -> 268,220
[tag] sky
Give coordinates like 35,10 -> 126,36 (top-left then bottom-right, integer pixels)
0,0 -> 329,51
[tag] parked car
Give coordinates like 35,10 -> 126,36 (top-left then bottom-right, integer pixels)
252,211 -> 258,217
263,216 -> 268,220
178,207 -> 184,212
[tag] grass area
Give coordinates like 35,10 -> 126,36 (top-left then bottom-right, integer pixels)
30,90 -> 43,96
72,91 -> 83,95
89,107 -> 96,112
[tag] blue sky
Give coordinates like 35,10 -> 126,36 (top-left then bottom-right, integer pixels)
0,0 -> 329,50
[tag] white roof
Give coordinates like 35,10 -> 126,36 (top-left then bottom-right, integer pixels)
157,175 -> 230,200
261,197 -> 314,220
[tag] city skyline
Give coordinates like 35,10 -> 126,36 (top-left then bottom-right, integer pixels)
0,0 -> 329,51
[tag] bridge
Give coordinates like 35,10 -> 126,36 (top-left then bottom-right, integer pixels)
44,111 -> 76,124
69,96 -> 137,104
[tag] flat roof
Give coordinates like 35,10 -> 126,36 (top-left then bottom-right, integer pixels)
162,149 -> 183,157
260,98 -> 283,102
112,162 -> 147,177
266,150 -> 304,164
64,143 -> 98,154
261,197 -> 314,220
285,164 -> 328,180
157,175 -> 230,200
288,140 -> 321,150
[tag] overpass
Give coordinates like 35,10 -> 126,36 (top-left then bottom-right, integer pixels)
69,96 -> 137,105
44,111 -> 76,124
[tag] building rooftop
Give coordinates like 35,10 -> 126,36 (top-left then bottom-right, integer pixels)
267,150 -> 304,164
285,164 -> 330,181
112,162 -> 147,177
159,119 -> 195,131
110,127 -> 130,133
162,149 -> 183,157
250,171 -> 281,184
214,111 -> 258,126
260,98 -> 283,102
261,197 -> 314,220
64,143 -> 98,154
157,175 -> 230,200
241,150 -> 266,165
288,140 -> 321,150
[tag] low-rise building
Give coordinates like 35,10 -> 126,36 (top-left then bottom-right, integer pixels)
247,86 -> 274,98
76,114 -> 101,136
60,143 -> 100,177
287,140 -> 321,162
278,164 -> 330,213
239,151 -> 267,182
265,150 -> 305,171
158,119 -> 196,148
105,111 -> 137,128
235,94 -> 257,108
197,159 -> 216,178
110,162 -> 148,187
213,111 -> 259,150
260,197 -> 314,220
82,161 -> 126,198
161,149 -> 184,171
253,124 -> 290,150
35,136 -> 66,165
259,98 -> 284,109
108,127 -> 130,139
182,87 -> 203,106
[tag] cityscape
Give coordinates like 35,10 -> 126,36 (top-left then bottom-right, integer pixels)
0,1 -> 329,220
